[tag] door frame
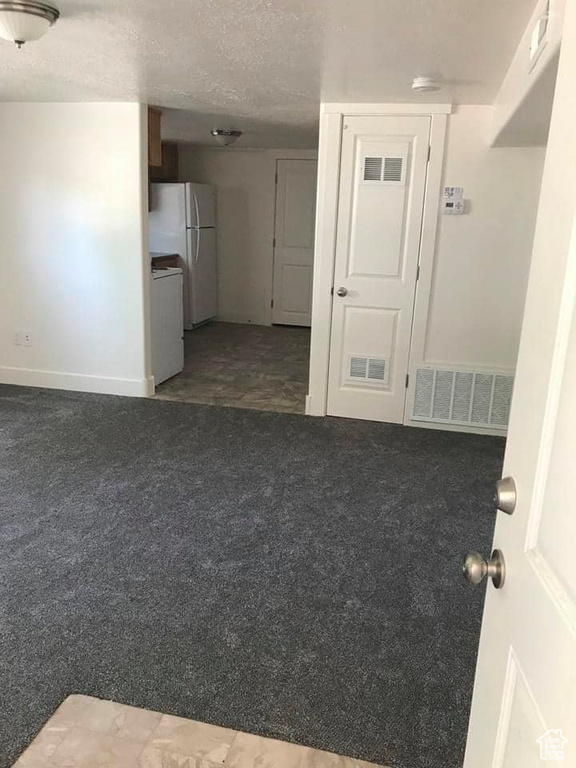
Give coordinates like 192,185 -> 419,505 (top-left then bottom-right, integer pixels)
306,103 -> 450,417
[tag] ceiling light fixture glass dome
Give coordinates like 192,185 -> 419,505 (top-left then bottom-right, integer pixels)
211,129 -> 242,148
0,1 -> 60,48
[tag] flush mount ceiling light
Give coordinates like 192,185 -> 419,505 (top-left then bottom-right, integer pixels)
411,76 -> 442,93
0,1 -> 59,48
211,129 -> 242,148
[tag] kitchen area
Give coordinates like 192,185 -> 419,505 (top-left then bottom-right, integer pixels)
146,107 -> 312,415
149,181 -> 218,386
147,108 -> 218,389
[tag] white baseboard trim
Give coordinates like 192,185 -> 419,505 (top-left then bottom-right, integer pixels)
0,366 -> 153,398
404,418 -> 507,437
306,394 -> 326,417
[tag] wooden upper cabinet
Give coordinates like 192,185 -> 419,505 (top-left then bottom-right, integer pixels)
148,108 -> 162,167
150,143 -> 179,182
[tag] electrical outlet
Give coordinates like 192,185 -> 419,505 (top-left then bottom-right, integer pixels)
13,331 -> 32,346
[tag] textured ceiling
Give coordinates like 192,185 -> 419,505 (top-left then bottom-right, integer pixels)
0,0 -> 535,148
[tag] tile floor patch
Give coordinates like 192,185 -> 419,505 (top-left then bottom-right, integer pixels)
139,745 -> 221,767
154,322 -> 311,414
13,696 -> 387,768
149,716 -> 235,763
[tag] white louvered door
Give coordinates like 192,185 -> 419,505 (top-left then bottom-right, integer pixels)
327,115 -> 430,422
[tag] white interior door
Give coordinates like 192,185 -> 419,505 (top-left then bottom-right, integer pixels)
327,115 -> 430,423
465,6 -> 576,765
272,159 -> 318,326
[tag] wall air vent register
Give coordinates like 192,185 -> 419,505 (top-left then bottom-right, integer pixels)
412,367 -> 514,429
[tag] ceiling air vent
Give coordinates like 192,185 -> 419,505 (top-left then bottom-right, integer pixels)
362,155 -> 405,185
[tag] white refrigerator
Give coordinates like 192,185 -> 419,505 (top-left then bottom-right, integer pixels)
149,182 -> 217,330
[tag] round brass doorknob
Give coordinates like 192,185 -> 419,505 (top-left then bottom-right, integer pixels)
463,549 -> 506,589
336,287 -> 348,297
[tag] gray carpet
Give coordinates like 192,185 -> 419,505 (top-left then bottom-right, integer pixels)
0,384 -> 503,768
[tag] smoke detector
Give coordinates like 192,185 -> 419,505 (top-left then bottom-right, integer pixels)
211,129 -> 242,147
412,76 -> 442,93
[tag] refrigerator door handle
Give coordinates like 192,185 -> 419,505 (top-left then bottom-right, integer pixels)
185,227 -> 194,323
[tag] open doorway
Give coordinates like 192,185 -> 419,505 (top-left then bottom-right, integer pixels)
148,146 -> 317,415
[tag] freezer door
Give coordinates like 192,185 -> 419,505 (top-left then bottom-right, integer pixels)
185,183 -> 216,228
149,184 -> 187,249
187,227 -> 218,325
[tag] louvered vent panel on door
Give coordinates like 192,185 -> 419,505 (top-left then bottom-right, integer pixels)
348,356 -> 389,387
383,156 -> 404,182
412,367 -> 514,430
361,155 -> 405,185
350,357 -> 368,379
367,358 -> 387,381
363,157 -> 383,182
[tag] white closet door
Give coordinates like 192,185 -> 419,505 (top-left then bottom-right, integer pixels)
272,159 -> 318,326
327,115 -> 430,423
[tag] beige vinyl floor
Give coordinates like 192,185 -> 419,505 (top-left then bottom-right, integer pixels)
13,695 -> 387,768
154,322 -> 311,415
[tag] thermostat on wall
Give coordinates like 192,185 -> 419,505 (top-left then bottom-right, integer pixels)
443,186 -> 465,215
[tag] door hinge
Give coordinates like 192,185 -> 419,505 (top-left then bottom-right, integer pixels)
416,264 -> 420,281
271,298 -> 274,308
275,173 -> 278,184
273,237 -> 276,247
330,286 -> 334,296
405,373 -> 410,388
427,145 -> 431,162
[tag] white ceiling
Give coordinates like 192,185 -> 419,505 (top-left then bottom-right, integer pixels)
0,0 -> 536,148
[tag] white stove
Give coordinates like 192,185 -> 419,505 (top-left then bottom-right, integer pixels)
151,268 -> 184,386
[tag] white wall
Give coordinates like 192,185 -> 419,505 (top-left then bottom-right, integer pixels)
0,103 -> 151,397
178,147 -> 317,326
308,103 -> 545,420
423,105 -> 546,371
491,0 -> 566,146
